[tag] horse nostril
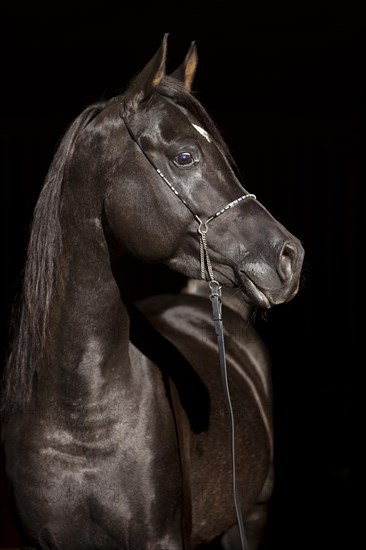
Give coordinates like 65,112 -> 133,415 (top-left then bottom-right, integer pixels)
278,242 -> 297,281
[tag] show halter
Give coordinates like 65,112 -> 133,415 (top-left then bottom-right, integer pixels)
120,105 -> 256,550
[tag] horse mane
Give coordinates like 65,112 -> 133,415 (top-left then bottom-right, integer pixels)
1,79 -> 238,417
1,100 -> 110,415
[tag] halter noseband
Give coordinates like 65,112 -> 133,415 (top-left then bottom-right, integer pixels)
120,104 -> 254,550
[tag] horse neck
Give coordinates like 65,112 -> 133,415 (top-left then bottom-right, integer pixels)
46,215 -> 130,386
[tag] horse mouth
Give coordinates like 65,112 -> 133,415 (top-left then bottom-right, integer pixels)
236,270 -> 272,309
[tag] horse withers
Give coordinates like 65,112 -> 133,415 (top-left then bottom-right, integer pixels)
1,35 -> 304,549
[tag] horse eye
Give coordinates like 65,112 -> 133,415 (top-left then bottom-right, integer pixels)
174,151 -> 196,167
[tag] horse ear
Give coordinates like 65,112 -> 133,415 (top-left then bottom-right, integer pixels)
171,41 -> 198,92
124,33 -> 168,112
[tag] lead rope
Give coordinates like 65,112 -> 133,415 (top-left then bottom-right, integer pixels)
199,224 -> 248,550
120,107 -> 255,550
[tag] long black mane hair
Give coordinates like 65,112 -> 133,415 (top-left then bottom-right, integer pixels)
1,102 -> 108,415
1,77 -> 238,416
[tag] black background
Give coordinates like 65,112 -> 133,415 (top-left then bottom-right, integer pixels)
0,3 -> 362,549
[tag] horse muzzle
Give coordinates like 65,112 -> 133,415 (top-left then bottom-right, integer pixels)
235,238 -> 305,309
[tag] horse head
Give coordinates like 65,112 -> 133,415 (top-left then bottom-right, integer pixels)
70,34 -> 304,309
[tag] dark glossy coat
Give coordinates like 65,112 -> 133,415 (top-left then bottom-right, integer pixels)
1,35 -> 304,549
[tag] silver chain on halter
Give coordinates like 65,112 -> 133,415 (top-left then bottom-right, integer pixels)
196,193 -> 256,284
120,105 -> 256,550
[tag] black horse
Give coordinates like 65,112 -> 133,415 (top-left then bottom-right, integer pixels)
1,35 -> 304,549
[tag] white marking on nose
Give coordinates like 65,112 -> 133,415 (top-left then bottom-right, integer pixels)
192,123 -> 211,142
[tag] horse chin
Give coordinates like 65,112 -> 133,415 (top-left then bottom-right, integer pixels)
235,271 -> 272,310
212,264 -> 272,309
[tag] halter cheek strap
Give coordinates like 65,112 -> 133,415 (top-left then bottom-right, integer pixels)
120,107 -> 255,284
120,106 -> 256,550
